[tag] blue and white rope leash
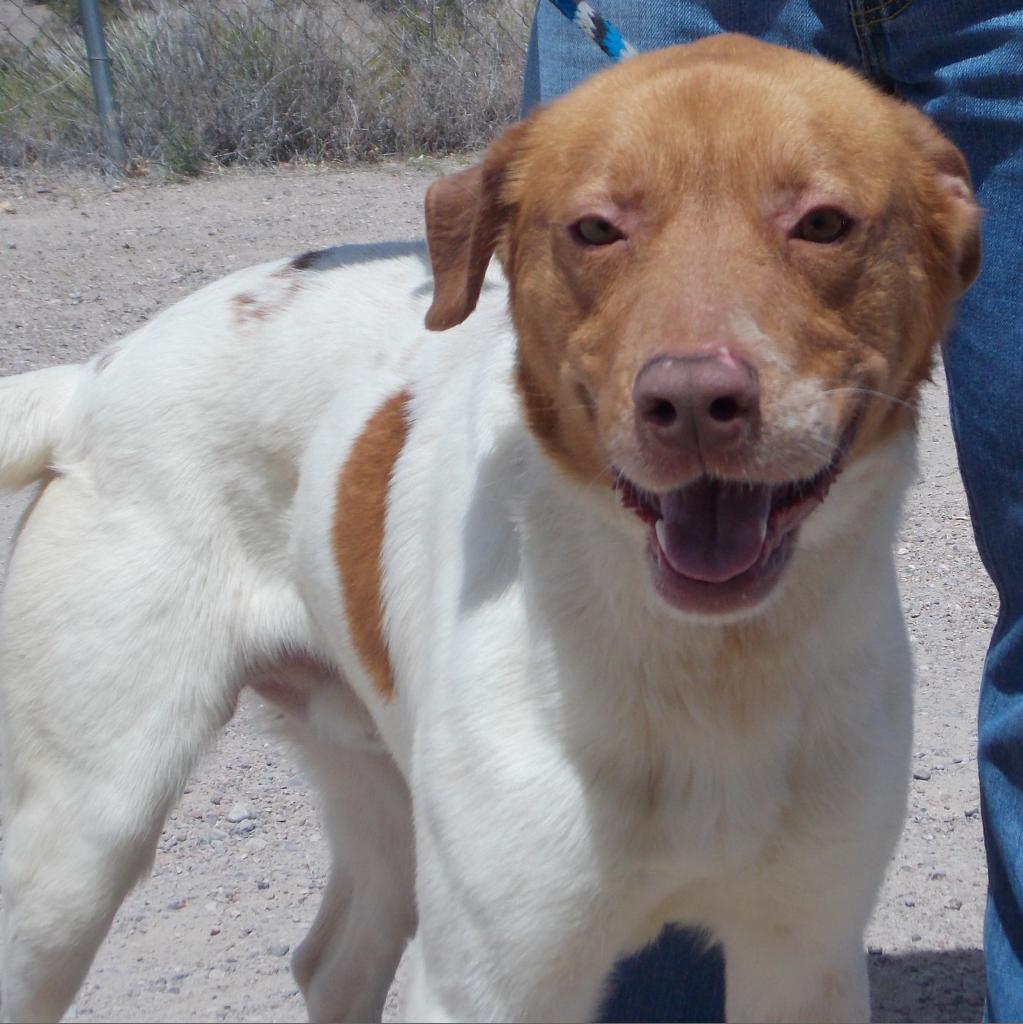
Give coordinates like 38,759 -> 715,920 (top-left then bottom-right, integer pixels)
543,0 -> 638,61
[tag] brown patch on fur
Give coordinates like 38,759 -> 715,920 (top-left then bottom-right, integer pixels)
333,392 -> 411,699
515,360 -> 559,461
232,292 -> 269,323
233,275 -> 305,324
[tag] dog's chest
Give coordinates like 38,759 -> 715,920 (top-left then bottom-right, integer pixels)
570,670 -> 803,878
511,499 -> 808,876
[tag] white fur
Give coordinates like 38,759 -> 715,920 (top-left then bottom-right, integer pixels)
0,364 -> 84,490
0,240 -> 912,1023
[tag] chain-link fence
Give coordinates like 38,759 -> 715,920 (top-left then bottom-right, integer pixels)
0,0 -> 532,172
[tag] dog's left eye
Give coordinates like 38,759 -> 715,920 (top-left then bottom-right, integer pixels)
792,207 -> 852,244
572,217 -> 625,246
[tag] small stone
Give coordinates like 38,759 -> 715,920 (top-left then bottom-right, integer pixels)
911,933 -> 922,942
256,879 -> 270,890
210,793 -> 223,805
269,943 -> 290,957
210,927 -> 221,936
167,898 -> 187,911
929,870 -> 947,881
110,183 -> 124,193
226,803 -> 254,823
903,898 -> 916,907
913,768 -> 932,781
234,820 -> 257,835
965,806 -> 980,818
945,897 -> 963,911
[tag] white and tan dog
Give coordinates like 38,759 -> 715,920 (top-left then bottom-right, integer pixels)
0,36 -> 979,1023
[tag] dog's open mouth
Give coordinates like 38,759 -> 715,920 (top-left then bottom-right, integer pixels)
615,425 -> 856,614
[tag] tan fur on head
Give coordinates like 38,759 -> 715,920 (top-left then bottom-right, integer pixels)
423,34 -> 980,490
424,123 -> 530,331
896,104 -> 982,293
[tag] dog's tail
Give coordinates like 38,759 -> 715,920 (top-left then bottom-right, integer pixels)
0,364 -> 86,490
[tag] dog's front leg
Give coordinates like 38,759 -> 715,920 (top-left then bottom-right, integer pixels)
400,890 -> 620,1024
723,930 -> 870,1023
717,873 -> 879,1024
397,735 -> 637,1023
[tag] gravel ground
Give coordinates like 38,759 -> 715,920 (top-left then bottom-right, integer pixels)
0,163 -> 996,1022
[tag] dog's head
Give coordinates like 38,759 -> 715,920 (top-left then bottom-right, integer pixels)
424,35 -> 979,618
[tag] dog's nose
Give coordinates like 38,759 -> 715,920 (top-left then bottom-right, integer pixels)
633,351 -> 759,456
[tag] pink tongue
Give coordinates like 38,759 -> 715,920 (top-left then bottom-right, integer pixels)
658,479 -> 771,582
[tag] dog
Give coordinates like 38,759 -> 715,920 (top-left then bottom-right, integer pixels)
0,35 -> 979,1023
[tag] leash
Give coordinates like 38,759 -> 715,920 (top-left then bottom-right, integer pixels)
543,0 -> 638,61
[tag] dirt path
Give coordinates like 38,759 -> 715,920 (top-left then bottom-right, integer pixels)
0,163 -> 996,1021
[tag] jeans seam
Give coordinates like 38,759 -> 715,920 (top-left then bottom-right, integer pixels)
847,0 -> 895,90
851,0 -> 915,24
865,0 -> 917,27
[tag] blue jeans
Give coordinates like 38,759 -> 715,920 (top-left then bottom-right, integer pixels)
522,2 -> 1023,1020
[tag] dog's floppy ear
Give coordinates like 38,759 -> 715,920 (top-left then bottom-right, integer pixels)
903,108 -> 981,294
424,121 -> 529,331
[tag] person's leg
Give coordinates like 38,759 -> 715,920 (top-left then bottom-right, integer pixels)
520,1 -> 866,117
521,2 -> 713,115
866,4 -> 1023,1017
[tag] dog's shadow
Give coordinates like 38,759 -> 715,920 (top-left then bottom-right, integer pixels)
869,947 -> 984,1022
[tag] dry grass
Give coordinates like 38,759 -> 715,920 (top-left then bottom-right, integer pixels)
0,0 -> 530,173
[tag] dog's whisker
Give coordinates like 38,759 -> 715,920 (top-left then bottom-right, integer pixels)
823,385 -> 916,413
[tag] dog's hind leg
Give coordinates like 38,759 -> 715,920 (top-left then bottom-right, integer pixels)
0,480 -> 243,1023
286,686 -> 415,1023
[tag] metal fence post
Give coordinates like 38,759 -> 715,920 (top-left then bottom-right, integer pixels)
80,0 -> 126,169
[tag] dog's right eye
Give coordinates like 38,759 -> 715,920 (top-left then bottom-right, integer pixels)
792,207 -> 852,244
572,217 -> 625,246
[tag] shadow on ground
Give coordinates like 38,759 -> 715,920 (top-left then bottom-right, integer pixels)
870,947 -> 984,1022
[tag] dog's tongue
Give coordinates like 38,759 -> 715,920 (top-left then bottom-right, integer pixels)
657,479 -> 771,582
